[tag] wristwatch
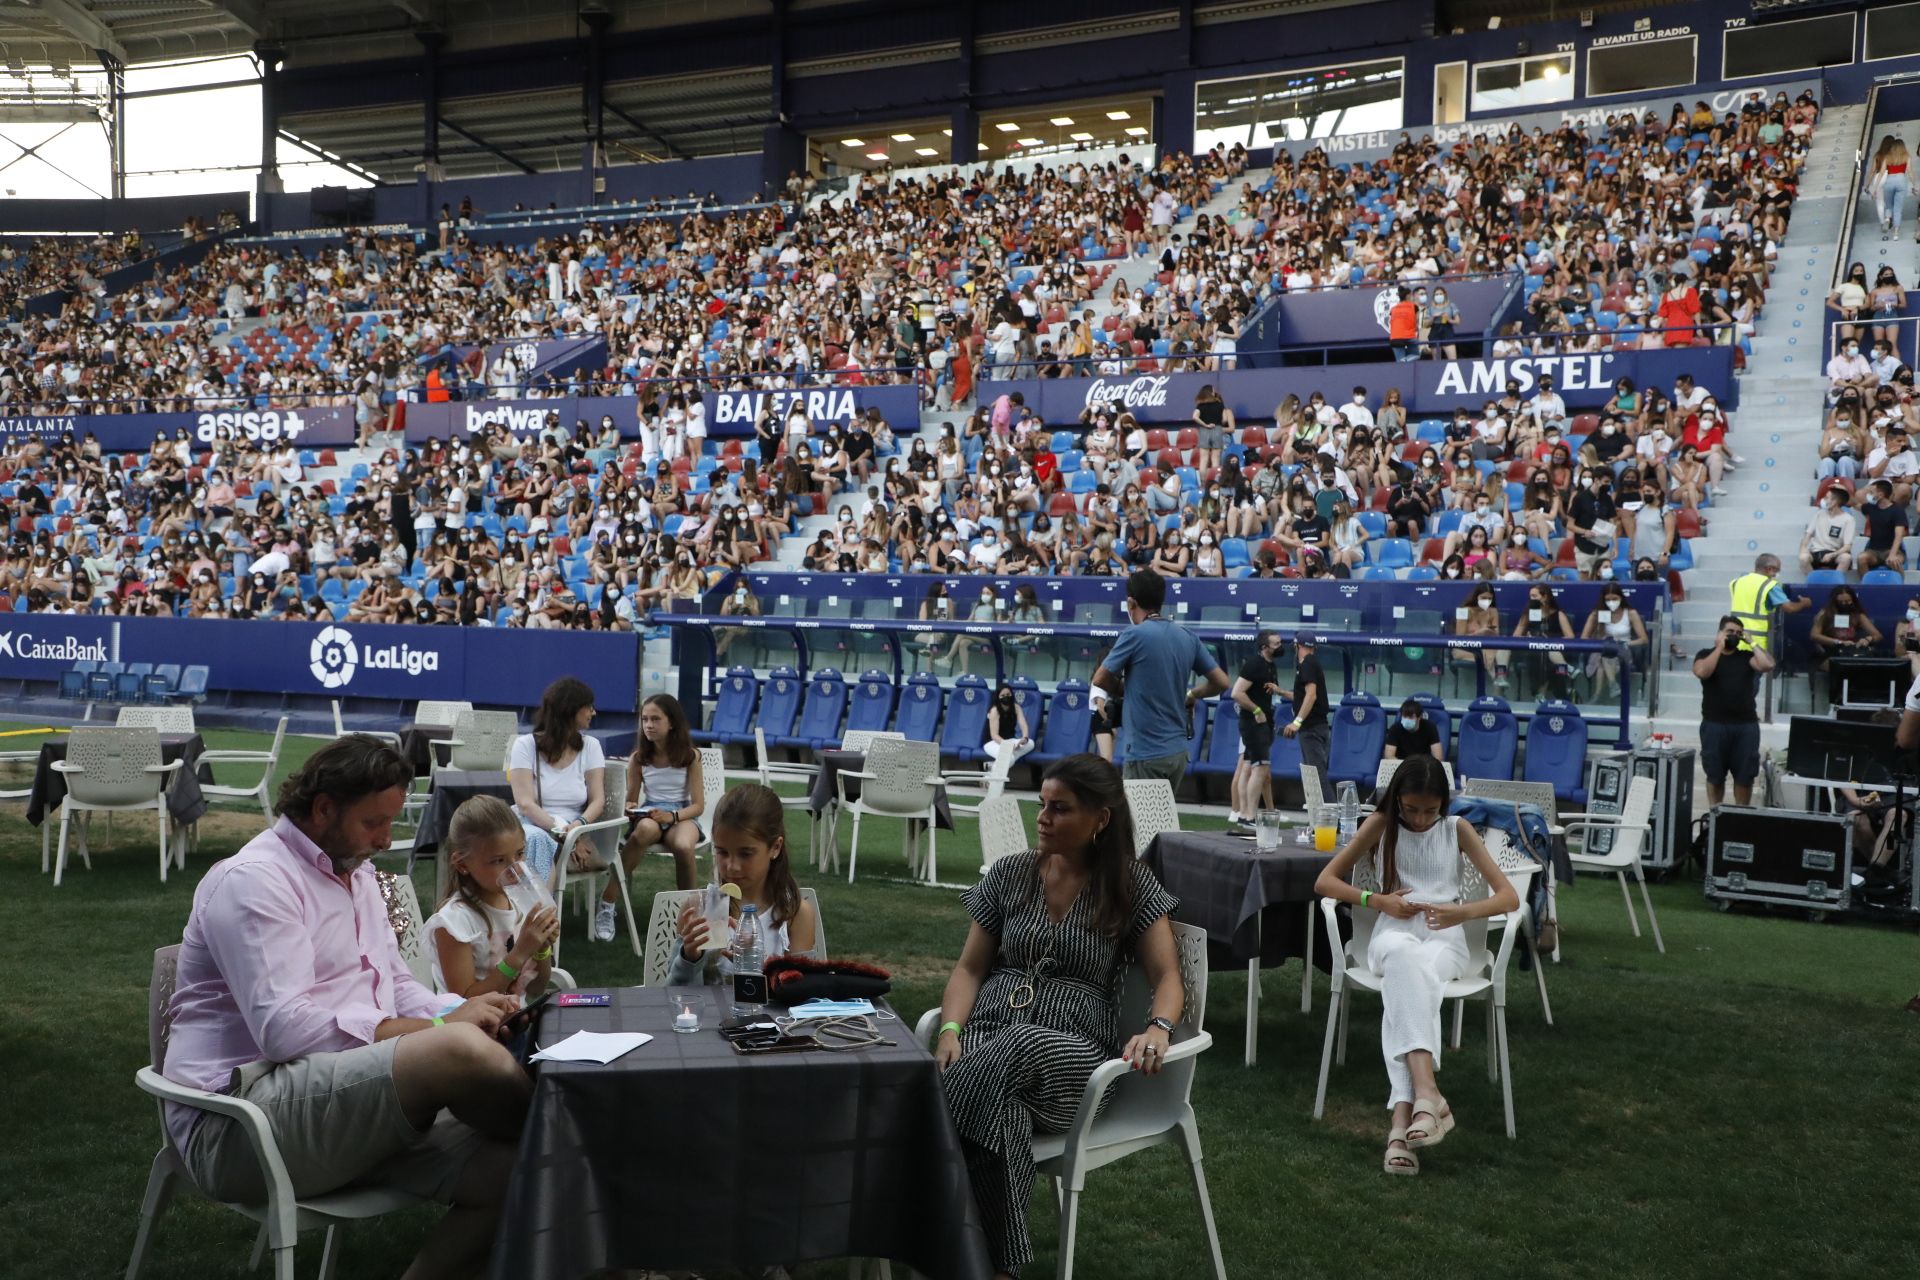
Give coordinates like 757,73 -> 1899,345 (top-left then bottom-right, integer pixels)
1146,1016 -> 1176,1035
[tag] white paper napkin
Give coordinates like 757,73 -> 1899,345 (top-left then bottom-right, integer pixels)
528,1030 -> 653,1064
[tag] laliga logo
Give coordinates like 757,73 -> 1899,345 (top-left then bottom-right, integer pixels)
310,625 -> 358,689
310,625 -> 441,688
1084,376 -> 1171,410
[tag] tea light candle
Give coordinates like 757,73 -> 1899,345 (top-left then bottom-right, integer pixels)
673,1007 -> 699,1032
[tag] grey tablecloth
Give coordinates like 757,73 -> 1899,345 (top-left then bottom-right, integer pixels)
488,986 -> 994,1280
26,733 -> 211,827
806,749 -> 956,829
1143,830 -> 1338,968
412,769 -> 513,853
396,725 -> 454,777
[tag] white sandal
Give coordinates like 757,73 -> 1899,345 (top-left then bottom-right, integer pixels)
1405,1097 -> 1455,1150
1384,1127 -> 1419,1175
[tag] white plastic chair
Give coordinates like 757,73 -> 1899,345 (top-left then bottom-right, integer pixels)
1311,846 -> 1531,1139
198,716 -> 289,825
413,699 -> 472,728
640,887 -> 827,985
1300,762 -> 1326,816
51,727 -> 183,886
1562,773 -> 1665,953
976,794 -> 1029,874
128,946 -> 423,1280
117,705 -> 197,735
433,710 -> 518,773
913,921 -> 1226,1280
754,726 -> 824,865
942,750 -> 1015,817
330,699 -> 403,749
834,738 -> 941,884
1460,778 -> 1565,961
841,729 -> 903,754
819,732 -> 904,864
1478,829 -> 1555,1030
550,763 -> 643,960
1,746 -> 48,872
1122,777 -> 1180,858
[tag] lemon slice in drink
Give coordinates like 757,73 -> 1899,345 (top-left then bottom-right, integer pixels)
719,882 -> 743,900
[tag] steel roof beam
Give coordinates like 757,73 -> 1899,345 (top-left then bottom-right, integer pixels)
438,117 -> 536,174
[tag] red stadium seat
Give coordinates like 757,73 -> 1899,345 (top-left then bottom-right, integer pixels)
1570,414 -> 1599,435
1146,429 -> 1170,452
1674,508 -> 1703,540
1174,428 -> 1198,453
1419,538 -> 1445,565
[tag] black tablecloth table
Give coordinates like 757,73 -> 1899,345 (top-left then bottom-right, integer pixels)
25,733 -> 211,828
488,986 -> 994,1280
396,725 -> 455,778
412,770 -> 513,853
1143,830 -> 1342,1067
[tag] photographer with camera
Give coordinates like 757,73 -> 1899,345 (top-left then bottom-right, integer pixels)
1694,614 -> 1775,807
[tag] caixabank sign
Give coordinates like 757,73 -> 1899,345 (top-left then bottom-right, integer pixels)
0,616 -> 638,709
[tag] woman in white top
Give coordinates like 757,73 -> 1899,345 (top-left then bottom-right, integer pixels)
426,794 -> 560,997
1312,757 -> 1518,1176
1580,585 -> 1649,704
508,676 -> 607,886
611,693 -> 709,938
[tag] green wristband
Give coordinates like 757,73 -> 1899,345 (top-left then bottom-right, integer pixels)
939,1021 -> 963,1038
1360,890 -> 1372,910
497,959 -> 520,979
431,1016 -> 445,1027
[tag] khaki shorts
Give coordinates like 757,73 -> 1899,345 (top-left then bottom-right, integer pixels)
181,1037 -> 487,1205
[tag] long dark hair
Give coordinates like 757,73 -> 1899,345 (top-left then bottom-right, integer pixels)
638,692 -> 694,769
533,675 -> 595,765
1040,754 -> 1136,940
1376,754 -> 1452,896
710,782 -> 801,929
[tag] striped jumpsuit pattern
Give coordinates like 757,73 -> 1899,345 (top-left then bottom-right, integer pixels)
942,853 -> 1177,1274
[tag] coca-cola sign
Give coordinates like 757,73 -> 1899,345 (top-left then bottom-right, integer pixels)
1083,376 -> 1171,411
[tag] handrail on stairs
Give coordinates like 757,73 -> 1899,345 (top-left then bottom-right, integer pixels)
1836,83 -> 1886,292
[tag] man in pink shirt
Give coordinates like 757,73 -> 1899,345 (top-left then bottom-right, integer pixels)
165,736 -> 529,1278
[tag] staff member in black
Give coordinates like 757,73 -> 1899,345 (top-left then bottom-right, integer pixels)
1694,612 -> 1774,807
1230,630 -> 1283,826
1281,634 -> 1331,777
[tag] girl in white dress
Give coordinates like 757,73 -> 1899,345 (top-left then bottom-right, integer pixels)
1313,755 -> 1518,1174
427,795 -> 560,997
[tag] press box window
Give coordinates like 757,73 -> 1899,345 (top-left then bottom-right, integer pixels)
1586,36 -> 1697,98
1868,3 -> 1920,62
1724,13 -> 1856,80
1469,53 -> 1574,114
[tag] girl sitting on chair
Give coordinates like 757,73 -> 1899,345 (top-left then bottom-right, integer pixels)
427,795 -> 560,998
1311,755 -> 1518,1176
608,694 -> 708,937
667,782 -> 817,985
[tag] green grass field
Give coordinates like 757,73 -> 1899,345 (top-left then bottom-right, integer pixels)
2,719 -> 1917,1280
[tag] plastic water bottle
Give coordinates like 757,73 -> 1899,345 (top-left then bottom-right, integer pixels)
1337,781 -> 1360,845
732,904 -> 767,1017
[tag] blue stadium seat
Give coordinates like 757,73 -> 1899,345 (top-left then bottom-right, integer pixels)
753,667 -> 803,745
148,664 -> 181,702
59,669 -> 86,700
1409,691 -> 1451,759
1189,695 -> 1242,779
1455,696 -> 1517,781
1522,699 -> 1588,804
776,668 -> 848,750
175,665 -> 210,703
845,670 -> 895,734
893,673 -> 944,742
125,663 -> 155,703
940,674 -> 993,761
89,662 -> 123,701
1326,692 -> 1387,789
1028,679 -> 1093,765
1371,538 -> 1414,569
1267,695 -> 1300,782
1007,676 -> 1045,745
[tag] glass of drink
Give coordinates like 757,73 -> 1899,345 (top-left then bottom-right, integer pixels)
1312,805 -> 1340,853
699,884 -> 732,953
1255,808 -> 1283,852
499,860 -> 554,917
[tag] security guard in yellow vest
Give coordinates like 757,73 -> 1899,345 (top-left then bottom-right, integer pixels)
1727,553 -> 1810,650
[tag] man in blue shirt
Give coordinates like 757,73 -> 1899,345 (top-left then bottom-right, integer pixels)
1091,569 -> 1229,795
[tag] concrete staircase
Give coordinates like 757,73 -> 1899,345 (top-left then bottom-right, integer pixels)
1649,102 -> 1867,745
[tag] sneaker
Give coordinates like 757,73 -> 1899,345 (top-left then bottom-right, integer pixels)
1712,485 -> 1729,497
1227,811 -> 1243,825
592,901 -> 617,943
